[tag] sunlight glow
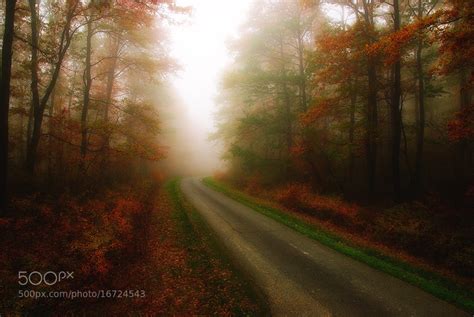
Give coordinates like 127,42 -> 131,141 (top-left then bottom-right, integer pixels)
169,0 -> 252,132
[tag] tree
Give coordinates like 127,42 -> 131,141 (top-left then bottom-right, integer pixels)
411,0 -> 437,192
80,9 -> 93,172
26,0 -> 81,175
390,0 -> 402,202
0,0 -> 17,212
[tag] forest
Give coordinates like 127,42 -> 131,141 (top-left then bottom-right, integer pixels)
216,0 -> 473,203
0,0 -> 473,315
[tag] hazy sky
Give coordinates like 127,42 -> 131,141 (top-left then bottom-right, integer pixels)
169,0 -> 252,132
163,0 -> 252,173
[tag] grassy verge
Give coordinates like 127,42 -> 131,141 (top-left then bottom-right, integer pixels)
165,178 -> 268,315
203,177 -> 474,313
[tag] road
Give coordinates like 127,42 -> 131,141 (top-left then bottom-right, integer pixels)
181,177 -> 468,317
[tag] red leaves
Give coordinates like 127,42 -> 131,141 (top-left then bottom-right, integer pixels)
273,183 -> 359,218
300,98 -> 335,126
138,186 -> 260,315
447,103 -> 474,142
105,197 -> 142,239
435,5 -> 474,74
366,1 -> 474,71
1,188 -> 145,293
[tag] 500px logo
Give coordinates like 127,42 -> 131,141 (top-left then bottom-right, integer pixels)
18,271 -> 74,286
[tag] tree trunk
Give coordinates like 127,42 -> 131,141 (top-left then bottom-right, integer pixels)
297,34 -> 307,112
283,81 -> 292,154
413,0 -> 425,193
278,36 -> 292,160
0,0 -> 17,212
348,79 -> 357,184
26,0 -> 41,175
361,0 -> 378,197
26,99 -> 34,158
390,0 -> 402,202
80,16 -> 93,173
366,60 -> 378,196
47,86 -> 56,185
102,35 -> 121,178
67,68 -> 77,116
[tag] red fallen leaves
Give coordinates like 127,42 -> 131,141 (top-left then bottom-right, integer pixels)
0,188 -> 145,293
1,183 -> 261,315
119,187 -> 260,316
273,183 -> 359,218
106,197 -> 142,236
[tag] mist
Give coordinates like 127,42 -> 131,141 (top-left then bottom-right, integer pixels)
153,85 -> 223,177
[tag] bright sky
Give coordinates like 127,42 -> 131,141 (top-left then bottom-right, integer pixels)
169,0 -> 252,132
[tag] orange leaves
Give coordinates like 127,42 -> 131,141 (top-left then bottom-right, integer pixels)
315,30 -> 360,83
300,98 -> 335,126
367,13 -> 440,65
317,30 -> 354,54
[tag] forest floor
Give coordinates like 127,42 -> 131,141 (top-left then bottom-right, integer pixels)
0,178 -> 266,315
203,177 -> 474,312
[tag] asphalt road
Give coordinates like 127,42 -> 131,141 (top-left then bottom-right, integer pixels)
181,177 -> 469,317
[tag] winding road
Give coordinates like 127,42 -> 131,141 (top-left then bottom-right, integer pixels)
181,177 -> 468,317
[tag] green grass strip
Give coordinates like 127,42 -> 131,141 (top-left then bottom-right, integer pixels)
203,177 -> 474,313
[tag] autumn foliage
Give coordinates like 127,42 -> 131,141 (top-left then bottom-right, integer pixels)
0,184 -> 149,313
217,0 -> 473,202
0,180 -> 264,315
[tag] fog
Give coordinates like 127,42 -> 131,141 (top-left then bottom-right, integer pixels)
160,0 -> 252,176
154,84 -> 222,177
